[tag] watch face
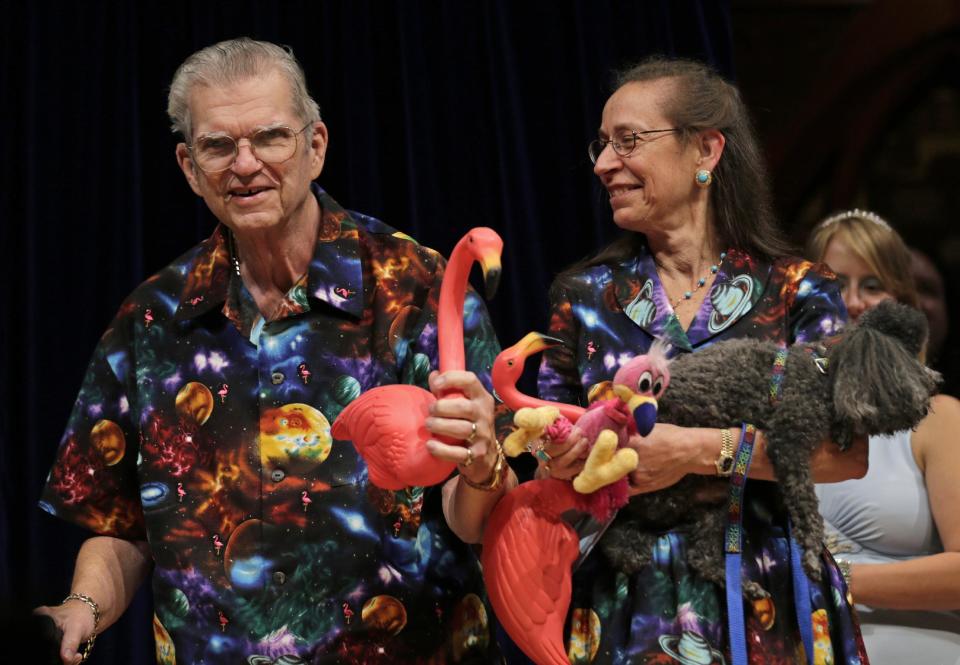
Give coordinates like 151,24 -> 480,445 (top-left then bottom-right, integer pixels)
719,457 -> 735,475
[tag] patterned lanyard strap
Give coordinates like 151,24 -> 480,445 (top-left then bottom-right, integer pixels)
724,423 -> 757,665
769,345 -> 828,406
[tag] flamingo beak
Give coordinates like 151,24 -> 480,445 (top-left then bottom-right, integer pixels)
511,331 -> 563,357
612,384 -> 658,436
479,250 -> 502,300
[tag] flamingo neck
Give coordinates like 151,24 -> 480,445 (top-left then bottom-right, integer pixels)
496,381 -> 585,424
438,237 -> 472,373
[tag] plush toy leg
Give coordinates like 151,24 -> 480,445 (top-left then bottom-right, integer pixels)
503,406 -> 561,457
573,430 -> 639,494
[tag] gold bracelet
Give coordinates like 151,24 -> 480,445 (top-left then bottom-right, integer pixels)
460,441 -> 508,492
62,593 -> 100,662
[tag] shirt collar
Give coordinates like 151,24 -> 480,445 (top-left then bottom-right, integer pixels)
174,184 -> 366,322
613,242 -> 772,351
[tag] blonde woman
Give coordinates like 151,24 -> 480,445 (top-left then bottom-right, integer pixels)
810,209 -> 960,664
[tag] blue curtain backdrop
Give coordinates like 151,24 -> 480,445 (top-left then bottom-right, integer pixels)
1,2 -> 732,662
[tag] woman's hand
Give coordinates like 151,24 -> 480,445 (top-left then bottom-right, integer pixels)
624,423 -> 704,494
424,370 -> 498,485
810,434 -> 868,482
532,427 -> 591,481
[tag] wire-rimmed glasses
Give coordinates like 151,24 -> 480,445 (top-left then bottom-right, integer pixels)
587,128 -> 679,164
188,122 -> 314,173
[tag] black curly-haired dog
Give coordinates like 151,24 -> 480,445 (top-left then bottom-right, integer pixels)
601,299 -> 939,599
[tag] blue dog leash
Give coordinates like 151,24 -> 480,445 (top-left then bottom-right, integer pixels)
726,345 -> 825,664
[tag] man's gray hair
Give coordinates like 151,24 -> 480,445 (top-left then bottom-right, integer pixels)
167,37 -> 321,144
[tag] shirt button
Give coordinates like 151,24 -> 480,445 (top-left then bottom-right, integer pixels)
273,571 -> 286,585
270,468 -> 285,482
271,371 -> 285,385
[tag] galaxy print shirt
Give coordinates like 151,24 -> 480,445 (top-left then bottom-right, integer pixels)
40,186 -> 502,665
539,246 -> 846,404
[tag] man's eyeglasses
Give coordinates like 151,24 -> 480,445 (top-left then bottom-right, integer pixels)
188,122 -> 314,173
587,128 -> 679,164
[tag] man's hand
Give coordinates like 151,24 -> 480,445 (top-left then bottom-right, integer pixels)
33,599 -> 96,665
424,370 -> 499,485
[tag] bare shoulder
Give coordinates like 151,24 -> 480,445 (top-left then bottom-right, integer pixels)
926,394 -> 960,421
913,394 -> 960,466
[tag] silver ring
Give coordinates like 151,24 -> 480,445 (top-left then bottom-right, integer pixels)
462,447 -> 474,467
465,421 -> 478,444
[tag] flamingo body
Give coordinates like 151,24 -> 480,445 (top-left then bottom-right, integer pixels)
481,478 -> 587,665
486,335 -> 671,662
332,384 -> 452,490
331,228 -> 503,490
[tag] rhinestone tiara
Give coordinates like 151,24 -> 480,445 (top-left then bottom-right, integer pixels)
816,208 -> 892,231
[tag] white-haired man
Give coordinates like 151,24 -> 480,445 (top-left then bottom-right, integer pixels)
34,37 -> 510,664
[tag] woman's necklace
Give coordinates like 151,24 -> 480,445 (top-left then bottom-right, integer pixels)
663,251 -> 727,310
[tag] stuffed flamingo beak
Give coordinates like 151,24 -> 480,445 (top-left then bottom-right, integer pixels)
477,247 -> 502,299
612,384 -> 658,436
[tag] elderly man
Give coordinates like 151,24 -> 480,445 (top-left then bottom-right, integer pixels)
34,37 -> 509,664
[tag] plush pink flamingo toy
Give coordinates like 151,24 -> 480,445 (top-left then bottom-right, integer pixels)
484,333 -> 669,664
331,228 -> 503,490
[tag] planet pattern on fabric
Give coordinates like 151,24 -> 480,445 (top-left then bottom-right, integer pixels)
153,614 -> 176,665
168,588 -> 190,618
567,607 -> 601,662
751,596 -> 775,630
259,403 -> 332,464
658,631 -> 726,664
175,381 -> 215,425
223,519 -> 279,589
90,419 -> 125,465
361,594 -> 407,635
332,375 -> 361,406
450,593 -> 490,661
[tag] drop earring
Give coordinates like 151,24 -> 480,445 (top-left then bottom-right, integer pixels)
695,169 -> 713,187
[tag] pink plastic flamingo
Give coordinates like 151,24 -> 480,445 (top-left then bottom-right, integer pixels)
301,490 -> 312,512
176,482 -> 186,503
217,383 -> 229,404
484,333 -> 669,664
331,228 -> 503,490
212,534 -> 224,556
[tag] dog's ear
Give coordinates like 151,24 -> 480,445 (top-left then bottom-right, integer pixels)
831,325 -> 940,437
857,300 -> 928,358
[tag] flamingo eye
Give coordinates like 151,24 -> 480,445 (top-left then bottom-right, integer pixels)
507,359 -> 514,366
637,371 -> 653,393
653,377 -> 664,396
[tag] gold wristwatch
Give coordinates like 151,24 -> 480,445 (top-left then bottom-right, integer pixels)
715,428 -> 736,477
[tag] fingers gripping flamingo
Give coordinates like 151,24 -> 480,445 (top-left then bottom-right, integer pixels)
331,228 -> 503,490
484,333 -> 669,665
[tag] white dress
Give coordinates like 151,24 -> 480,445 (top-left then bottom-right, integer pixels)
817,430 -> 960,665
